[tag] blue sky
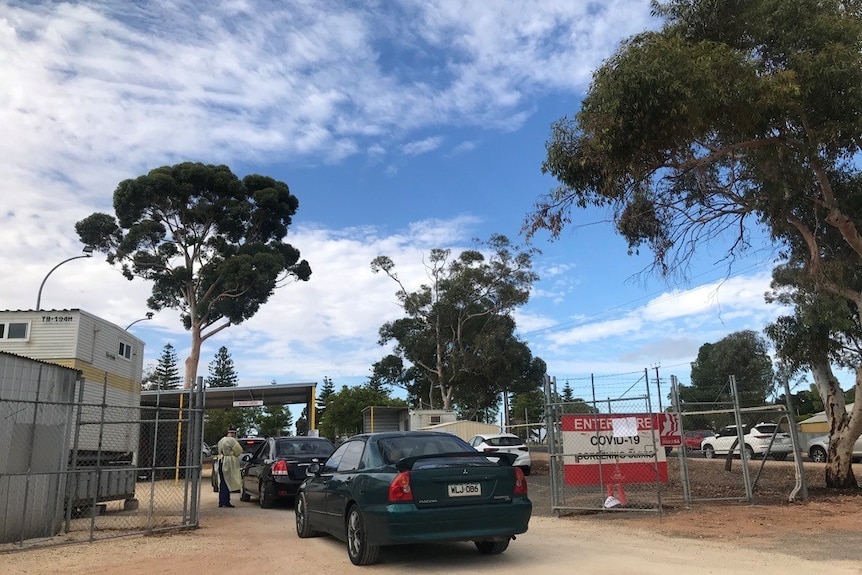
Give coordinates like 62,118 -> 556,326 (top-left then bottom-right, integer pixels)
1,1 -> 810,414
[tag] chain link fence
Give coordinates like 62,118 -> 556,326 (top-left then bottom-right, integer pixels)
0,361 -> 205,552
543,372 -> 668,515
541,371 -> 807,516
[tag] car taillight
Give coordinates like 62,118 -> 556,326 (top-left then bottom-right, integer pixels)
388,471 -> 413,502
272,459 -> 289,476
483,447 -> 499,452
518,447 -> 528,452
513,467 -> 527,495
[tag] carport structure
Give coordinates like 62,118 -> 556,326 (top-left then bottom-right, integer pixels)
139,382 -> 319,476
140,381 -> 318,427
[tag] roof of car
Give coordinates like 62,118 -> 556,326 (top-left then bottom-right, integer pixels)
348,431 -> 460,441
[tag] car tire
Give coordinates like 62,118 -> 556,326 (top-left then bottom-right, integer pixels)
809,446 -> 828,463
346,505 -> 379,566
259,481 -> 276,509
744,445 -> 755,459
475,539 -> 510,555
520,465 -> 531,477
240,486 -> 251,502
703,445 -> 715,459
295,493 -> 321,538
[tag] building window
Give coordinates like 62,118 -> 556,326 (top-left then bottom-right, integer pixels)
0,321 -> 29,340
118,341 -> 132,360
430,415 -> 441,424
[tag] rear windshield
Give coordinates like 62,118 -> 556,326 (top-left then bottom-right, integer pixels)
276,439 -> 334,457
484,436 -> 524,447
239,439 -> 265,453
753,424 -> 779,435
378,435 -> 473,464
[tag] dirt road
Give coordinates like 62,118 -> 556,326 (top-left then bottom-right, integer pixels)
5,483 -> 861,575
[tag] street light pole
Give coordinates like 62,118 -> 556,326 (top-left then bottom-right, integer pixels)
35,246 -> 95,311
125,312 -> 155,330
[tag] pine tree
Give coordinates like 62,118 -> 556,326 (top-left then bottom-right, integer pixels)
203,346 -> 242,443
206,346 -> 239,388
315,376 -> 335,424
152,343 -> 181,390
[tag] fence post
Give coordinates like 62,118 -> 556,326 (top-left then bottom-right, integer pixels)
729,375 -> 753,502
783,378 -> 808,501
671,375 -> 692,507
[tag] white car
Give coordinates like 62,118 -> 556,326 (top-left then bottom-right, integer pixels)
806,434 -> 862,463
467,432 -> 532,475
700,423 -> 793,460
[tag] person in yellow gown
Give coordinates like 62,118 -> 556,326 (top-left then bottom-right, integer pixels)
216,429 -> 242,507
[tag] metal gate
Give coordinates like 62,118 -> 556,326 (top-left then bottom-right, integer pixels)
0,368 -> 206,552
542,372 -> 809,517
543,373 -> 666,515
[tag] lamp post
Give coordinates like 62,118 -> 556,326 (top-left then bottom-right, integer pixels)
125,312 -> 154,330
35,246 -> 95,311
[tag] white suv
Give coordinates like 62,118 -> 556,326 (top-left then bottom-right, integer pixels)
701,423 -> 792,460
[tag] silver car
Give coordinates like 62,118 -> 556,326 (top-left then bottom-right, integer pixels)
806,434 -> 862,463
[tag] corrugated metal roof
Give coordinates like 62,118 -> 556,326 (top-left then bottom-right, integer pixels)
0,349 -> 80,371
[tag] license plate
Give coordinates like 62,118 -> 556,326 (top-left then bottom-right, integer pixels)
448,483 -> 481,497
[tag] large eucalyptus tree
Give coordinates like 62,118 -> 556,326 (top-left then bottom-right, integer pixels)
371,235 -> 544,414
76,162 -> 311,389
527,0 -> 862,486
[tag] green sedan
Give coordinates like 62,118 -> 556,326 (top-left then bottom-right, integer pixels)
295,431 -> 532,565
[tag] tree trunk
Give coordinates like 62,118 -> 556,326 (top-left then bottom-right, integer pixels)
184,323 -> 203,390
811,360 -> 859,488
825,440 -> 858,488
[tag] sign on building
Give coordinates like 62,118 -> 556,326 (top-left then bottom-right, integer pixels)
233,400 -> 264,407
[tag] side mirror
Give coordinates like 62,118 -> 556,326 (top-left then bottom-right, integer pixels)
308,462 -> 321,475
240,453 -> 252,463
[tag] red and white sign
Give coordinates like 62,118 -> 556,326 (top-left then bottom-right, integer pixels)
656,413 -> 682,447
560,413 -> 677,486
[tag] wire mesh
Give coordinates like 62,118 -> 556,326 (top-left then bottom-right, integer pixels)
0,383 -> 205,552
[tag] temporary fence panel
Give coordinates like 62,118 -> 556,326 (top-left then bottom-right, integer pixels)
0,376 -> 206,553
544,373 -> 667,515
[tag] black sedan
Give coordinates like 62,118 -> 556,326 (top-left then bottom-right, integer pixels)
240,436 -> 335,508
295,431 -> 532,565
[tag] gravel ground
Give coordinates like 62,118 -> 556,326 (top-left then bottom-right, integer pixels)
4,452 -> 861,574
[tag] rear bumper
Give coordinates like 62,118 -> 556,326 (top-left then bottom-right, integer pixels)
362,498 -> 532,546
271,477 -> 303,498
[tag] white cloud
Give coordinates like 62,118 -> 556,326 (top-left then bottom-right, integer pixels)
8,0 -> 779,391
402,136 -> 444,156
